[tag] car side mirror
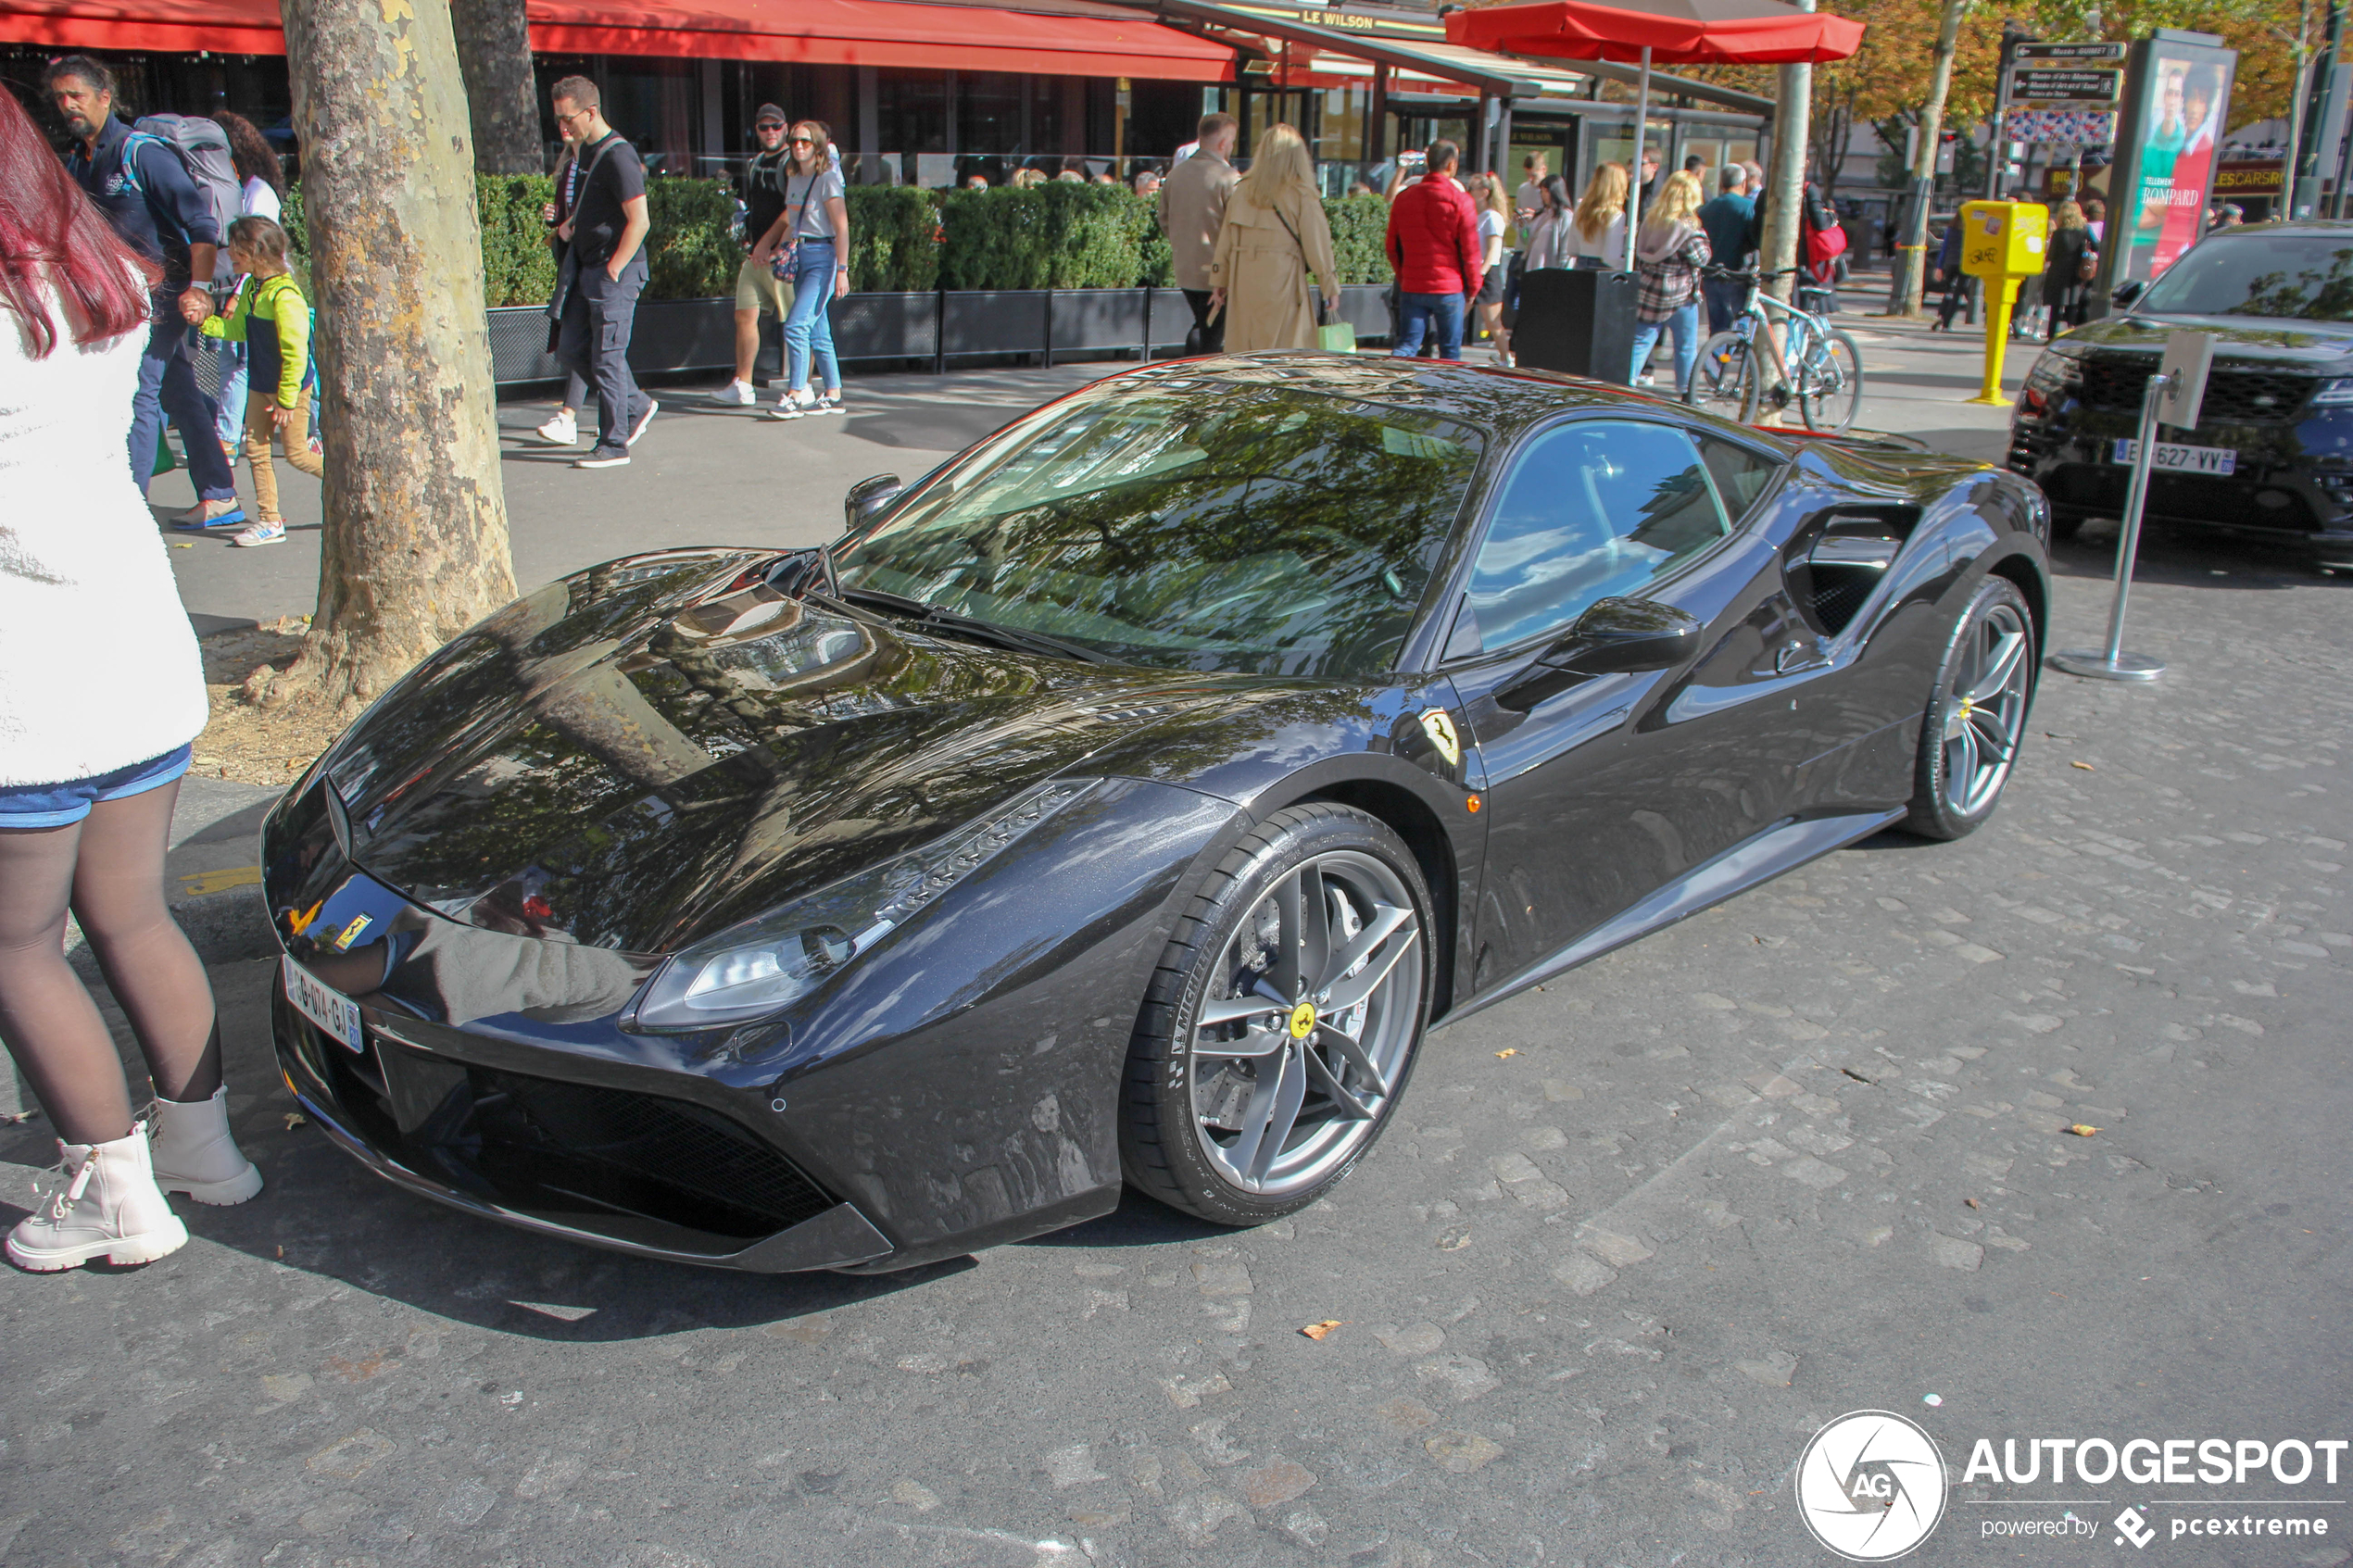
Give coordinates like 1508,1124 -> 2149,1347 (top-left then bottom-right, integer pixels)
844,473 -> 902,533
1493,598 -> 1703,709
2110,280 -> 2145,308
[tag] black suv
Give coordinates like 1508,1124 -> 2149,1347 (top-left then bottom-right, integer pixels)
2007,221 -> 2353,572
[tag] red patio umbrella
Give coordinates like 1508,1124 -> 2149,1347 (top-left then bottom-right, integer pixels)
1447,0 -> 1864,268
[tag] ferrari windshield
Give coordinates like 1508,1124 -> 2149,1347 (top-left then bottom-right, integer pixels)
831,382 -> 1483,677
2137,237 -> 2353,320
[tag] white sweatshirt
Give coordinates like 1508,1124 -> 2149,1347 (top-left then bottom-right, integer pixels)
0,277 -> 208,786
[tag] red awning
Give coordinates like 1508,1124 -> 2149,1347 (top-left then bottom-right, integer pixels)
0,0 -> 1235,80
532,0 -> 1232,76
1,0 -> 286,55
1446,0 -> 1863,66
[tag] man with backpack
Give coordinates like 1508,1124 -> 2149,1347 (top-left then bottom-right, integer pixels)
45,56 -> 244,528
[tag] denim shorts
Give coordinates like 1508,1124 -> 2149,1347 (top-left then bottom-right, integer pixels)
0,745 -> 193,829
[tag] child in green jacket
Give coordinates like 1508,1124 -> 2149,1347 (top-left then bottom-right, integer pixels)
198,216 -> 321,546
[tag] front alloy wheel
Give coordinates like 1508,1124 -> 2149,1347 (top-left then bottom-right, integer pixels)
1905,575 -> 2035,839
1122,804 -> 1430,1223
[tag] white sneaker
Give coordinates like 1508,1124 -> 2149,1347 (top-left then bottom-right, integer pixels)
535,409 -> 577,445
766,389 -> 814,421
813,391 -> 843,416
148,1087 -> 263,1205
628,397 -> 661,446
717,379 -> 759,406
227,520 -> 285,547
6,1124 -> 188,1272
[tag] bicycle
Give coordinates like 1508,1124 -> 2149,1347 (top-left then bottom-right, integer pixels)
1691,267 -> 1865,434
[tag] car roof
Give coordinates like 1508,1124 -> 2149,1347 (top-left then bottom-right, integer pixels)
2206,220 -> 2353,240
1108,352 -> 1729,444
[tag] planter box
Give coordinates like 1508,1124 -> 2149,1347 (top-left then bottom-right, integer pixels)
1048,288 -> 1147,364
943,290 -> 1051,360
1339,284 -> 1394,345
1146,288 -> 1195,353
834,292 -> 937,363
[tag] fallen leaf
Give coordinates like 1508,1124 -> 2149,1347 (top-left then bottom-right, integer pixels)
2070,761 -> 2095,771
2044,732 -> 2077,740
2067,1123 -> 2099,1137
1494,1048 -> 1518,1060
171,541 -> 195,549
1963,1197 -> 1981,1209
284,1111 -> 308,1130
1299,1320 -> 1344,1342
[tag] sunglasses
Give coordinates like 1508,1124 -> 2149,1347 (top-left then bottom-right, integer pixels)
756,121 -> 786,132
789,136 -> 815,145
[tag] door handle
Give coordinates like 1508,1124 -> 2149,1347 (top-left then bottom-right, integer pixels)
1775,639 -> 1831,675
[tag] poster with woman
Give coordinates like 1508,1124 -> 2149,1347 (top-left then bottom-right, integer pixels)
2106,34 -> 2238,291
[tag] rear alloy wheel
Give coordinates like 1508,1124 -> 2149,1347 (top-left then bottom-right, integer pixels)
1904,575 -> 2036,840
1121,804 -> 1431,1224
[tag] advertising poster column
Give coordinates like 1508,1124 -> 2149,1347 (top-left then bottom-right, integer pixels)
2091,28 -> 2238,313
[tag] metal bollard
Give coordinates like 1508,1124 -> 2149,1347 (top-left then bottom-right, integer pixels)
2050,370 -> 2171,683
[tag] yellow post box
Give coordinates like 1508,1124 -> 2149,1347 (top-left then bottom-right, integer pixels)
1958,199 -> 2048,406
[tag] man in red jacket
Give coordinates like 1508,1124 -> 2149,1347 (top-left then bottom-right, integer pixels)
1384,140 -> 1483,359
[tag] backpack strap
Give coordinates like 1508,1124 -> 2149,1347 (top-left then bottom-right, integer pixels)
117,130 -> 168,194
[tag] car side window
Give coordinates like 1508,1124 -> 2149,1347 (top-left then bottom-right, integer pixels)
1460,420 -> 1730,654
1696,435 -> 1784,522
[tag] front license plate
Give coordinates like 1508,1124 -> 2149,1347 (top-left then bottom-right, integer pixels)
2112,438 -> 2237,476
283,956 -> 362,1051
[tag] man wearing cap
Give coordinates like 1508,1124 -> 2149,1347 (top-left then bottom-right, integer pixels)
721,106 -> 794,406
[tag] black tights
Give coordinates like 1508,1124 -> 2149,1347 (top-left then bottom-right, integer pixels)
0,782 -> 220,1145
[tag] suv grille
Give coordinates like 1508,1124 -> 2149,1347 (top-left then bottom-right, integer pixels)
2080,356 -> 2314,421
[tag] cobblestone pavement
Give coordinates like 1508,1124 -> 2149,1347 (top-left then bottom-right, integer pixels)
13,317 -> 2351,1567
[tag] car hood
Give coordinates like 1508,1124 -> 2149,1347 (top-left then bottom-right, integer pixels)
316,552 -> 1244,953
2062,313 -> 2353,369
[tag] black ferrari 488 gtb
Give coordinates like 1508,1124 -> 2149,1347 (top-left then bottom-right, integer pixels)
262,355 -> 2051,1273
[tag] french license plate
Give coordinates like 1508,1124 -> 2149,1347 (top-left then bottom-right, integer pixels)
283,956 -> 362,1051
2112,438 -> 2237,476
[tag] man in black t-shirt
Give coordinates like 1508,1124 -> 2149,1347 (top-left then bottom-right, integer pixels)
721,106 -> 794,405
549,76 -> 657,469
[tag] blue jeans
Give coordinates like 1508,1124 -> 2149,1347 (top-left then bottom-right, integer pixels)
132,304 -> 236,502
784,238 -> 840,395
1702,278 -> 1746,338
1390,291 -> 1466,359
211,340 -> 249,449
1629,302 -> 1701,397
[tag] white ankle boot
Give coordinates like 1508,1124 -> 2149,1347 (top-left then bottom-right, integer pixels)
6,1125 -> 189,1271
148,1087 -> 263,1205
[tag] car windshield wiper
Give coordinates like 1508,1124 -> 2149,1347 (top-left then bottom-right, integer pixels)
827,586 -> 1114,665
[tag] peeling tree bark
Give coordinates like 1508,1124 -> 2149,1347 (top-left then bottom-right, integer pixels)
448,0 -> 542,175
272,0 -> 518,716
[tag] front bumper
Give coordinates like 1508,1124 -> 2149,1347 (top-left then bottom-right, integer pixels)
260,773 -> 1231,1271
2009,394 -> 2353,566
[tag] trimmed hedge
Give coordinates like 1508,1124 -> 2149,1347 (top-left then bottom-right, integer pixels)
846,185 -> 941,293
1325,194 -> 1392,286
285,177 -> 1392,304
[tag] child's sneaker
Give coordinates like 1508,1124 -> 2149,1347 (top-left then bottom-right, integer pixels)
171,498 -> 245,530
228,519 -> 285,547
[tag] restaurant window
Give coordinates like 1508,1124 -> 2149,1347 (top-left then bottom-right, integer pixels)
876,69 -> 949,155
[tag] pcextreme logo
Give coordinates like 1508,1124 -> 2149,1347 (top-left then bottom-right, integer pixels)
1796,1411 -> 1950,1562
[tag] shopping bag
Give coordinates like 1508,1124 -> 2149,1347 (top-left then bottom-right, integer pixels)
1315,297 -> 1355,355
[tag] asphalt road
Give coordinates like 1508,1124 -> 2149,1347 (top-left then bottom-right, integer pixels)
8,304 -> 2349,1568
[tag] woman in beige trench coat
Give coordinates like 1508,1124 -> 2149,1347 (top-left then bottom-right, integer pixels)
1208,123 -> 1343,353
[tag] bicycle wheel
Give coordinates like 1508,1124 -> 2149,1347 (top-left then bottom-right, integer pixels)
1799,330 -> 1865,434
1692,331 -> 1759,421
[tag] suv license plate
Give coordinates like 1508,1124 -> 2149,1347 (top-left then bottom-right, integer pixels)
284,955 -> 362,1051
2112,438 -> 2237,475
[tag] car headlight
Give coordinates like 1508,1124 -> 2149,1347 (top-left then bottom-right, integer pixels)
2022,345 -> 2085,395
625,778 -> 1096,1032
2311,378 -> 2353,407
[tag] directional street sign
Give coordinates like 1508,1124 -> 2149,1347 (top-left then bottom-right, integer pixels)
2014,41 -> 2128,61
2010,67 -> 2122,103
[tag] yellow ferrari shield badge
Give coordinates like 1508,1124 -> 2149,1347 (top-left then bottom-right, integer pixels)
1288,1001 -> 1318,1039
1418,708 -> 1462,768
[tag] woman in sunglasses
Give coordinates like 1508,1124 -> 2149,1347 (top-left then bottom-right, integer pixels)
762,121 -> 849,419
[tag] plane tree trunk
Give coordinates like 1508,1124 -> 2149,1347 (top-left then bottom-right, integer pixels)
448,0 -> 544,175
264,0 -> 518,718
